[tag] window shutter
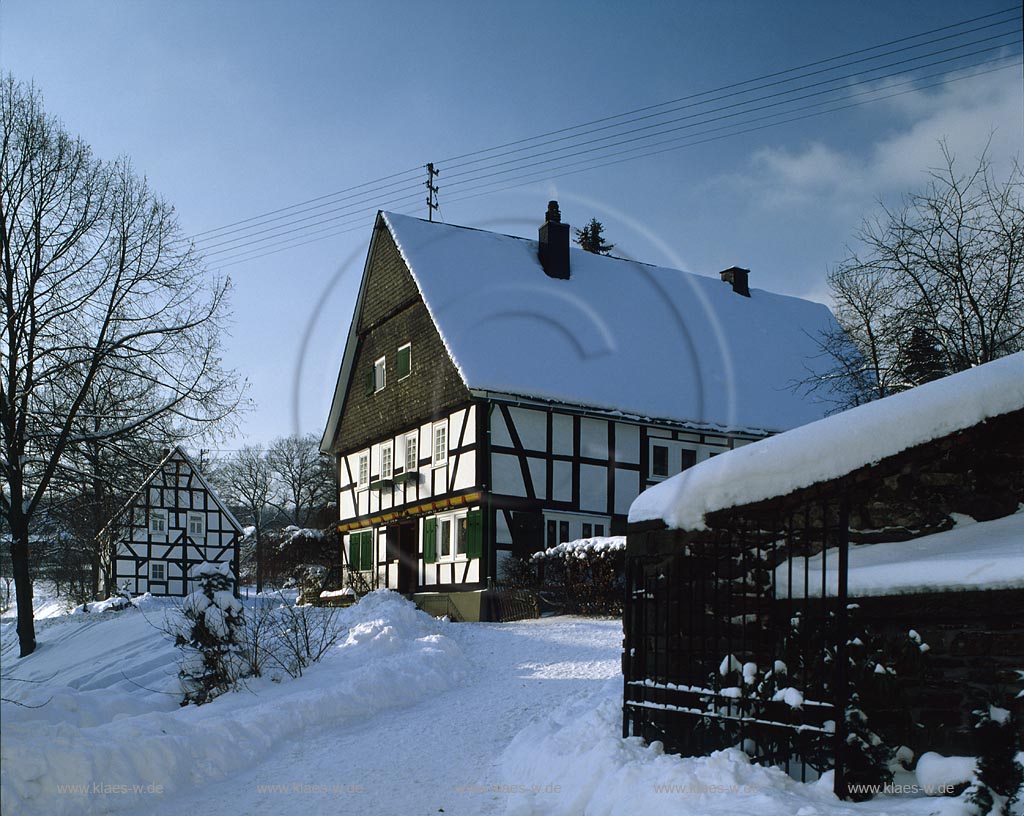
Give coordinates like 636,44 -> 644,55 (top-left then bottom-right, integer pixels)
466,508 -> 482,559
423,518 -> 437,564
360,531 -> 373,571
364,366 -> 375,395
349,536 -> 362,571
397,345 -> 411,378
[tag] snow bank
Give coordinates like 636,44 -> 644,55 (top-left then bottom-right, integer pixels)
630,353 -> 1024,531
915,753 -> 976,794
777,509 -> 1024,597
499,680 -> 976,816
1,590 -> 466,816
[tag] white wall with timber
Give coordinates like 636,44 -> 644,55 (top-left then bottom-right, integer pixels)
111,451 -> 240,597
338,405 -> 478,522
339,404 -> 482,591
487,402 -> 759,553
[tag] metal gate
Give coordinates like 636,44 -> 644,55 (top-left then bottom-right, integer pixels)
623,500 -> 850,795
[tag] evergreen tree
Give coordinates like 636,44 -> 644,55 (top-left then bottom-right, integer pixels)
899,326 -> 949,387
574,218 -> 615,255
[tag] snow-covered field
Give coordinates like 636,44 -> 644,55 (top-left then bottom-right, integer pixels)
1,588 -> 1011,815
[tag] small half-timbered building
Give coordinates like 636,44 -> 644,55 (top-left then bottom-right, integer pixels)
321,204 -> 845,620
101,446 -> 243,597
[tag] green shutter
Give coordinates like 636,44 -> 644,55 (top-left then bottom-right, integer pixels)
364,366 -> 375,395
349,535 -> 362,571
423,517 -> 437,564
466,508 -> 482,559
397,344 -> 411,378
360,531 -> 373,571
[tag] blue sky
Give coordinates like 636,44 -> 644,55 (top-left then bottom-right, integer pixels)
3,1 -> 1021,449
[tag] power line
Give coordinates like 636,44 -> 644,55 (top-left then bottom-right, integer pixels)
434,6 -> 1021,168
197,9 -> 1022,270
208,52 -> 1020,272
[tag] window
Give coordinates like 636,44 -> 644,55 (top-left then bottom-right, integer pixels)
433,423 -> 447,465
681,448 -> 697,470
456,515 -> 468,557
150,509 -> 167,535
652,445 -> 669,477
439,517 -> 452,559
425,509 -> 481,563
380,444 -> 393,480
187,512 -> 205,537
582,523 -> 592,538
150,561 -> 166,582
405,433 -> 418,472
595,524 -> 605,537
374,356 -> 386,392
559,520 -> 570,546
357,451 -> 369,489
397,343 -> 412,380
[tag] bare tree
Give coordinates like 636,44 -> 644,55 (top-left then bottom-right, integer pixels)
1,77 -> 245,656
216,445 -> 274,593
809,142 -> 1023,407
266,433 -> 335,529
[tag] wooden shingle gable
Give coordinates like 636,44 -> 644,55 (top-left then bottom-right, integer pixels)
323,213 -> 472,456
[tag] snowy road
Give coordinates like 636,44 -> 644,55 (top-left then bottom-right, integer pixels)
146,616 -> 622,816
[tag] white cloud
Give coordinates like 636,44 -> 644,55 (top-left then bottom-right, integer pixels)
733,60 -> 1022,215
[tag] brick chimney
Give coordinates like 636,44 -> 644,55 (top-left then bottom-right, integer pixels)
538,200 -> 570,280
720,266 -> 750,297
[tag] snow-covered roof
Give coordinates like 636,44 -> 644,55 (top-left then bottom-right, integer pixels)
629,352 -> 1024,531
378,212 -> 842,433
777,509 -> 1024,597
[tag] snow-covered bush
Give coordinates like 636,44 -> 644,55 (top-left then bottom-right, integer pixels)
964,704 -> 1023,816
175,562 -> 246,705
531,536 -> 625,615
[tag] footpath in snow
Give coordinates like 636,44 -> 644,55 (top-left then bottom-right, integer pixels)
1,589 -> 1010,815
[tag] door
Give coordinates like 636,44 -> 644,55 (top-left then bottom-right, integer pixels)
396,521 -> 419,595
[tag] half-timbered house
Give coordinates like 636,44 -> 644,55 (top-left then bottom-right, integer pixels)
321,203 -> 845,620
101,446 -> 243,597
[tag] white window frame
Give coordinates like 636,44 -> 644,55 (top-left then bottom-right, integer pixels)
435,509 -> 468,561
374,356 -> 386,392
432,422 -> 448,465
187,511 -> 206,538
357,450 -> 370,490
380,443 -> 393,480
647,439 -> 702,482
150,561 -> 166,582
543,511 -> 611,549
405,433 -> 418,472
149,509 -> 168,535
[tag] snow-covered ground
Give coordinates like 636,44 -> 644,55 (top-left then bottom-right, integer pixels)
1,589 -> 1014,815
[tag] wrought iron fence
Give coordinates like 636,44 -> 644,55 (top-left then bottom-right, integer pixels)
623,499 -> 851,796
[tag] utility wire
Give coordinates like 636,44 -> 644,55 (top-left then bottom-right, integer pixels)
204,38 -> 1021,261
192,6 -> 1019,253
199,9 -> 1021,269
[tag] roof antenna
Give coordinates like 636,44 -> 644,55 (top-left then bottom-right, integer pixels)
425,162 -> 440,221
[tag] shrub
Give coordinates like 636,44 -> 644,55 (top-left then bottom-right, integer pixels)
531,536 -> 625,616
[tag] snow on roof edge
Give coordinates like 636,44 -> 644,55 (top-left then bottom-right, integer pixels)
381,211 -> 471,389
629,352 -> 1024,531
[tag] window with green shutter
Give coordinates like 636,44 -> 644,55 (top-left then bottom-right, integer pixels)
466,508 -> 482,559
360,531 -> 373,571
349,534 -> 362,570
423,517 -> 437,564
397,343 -> 411,379
364,366 -> 375,395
